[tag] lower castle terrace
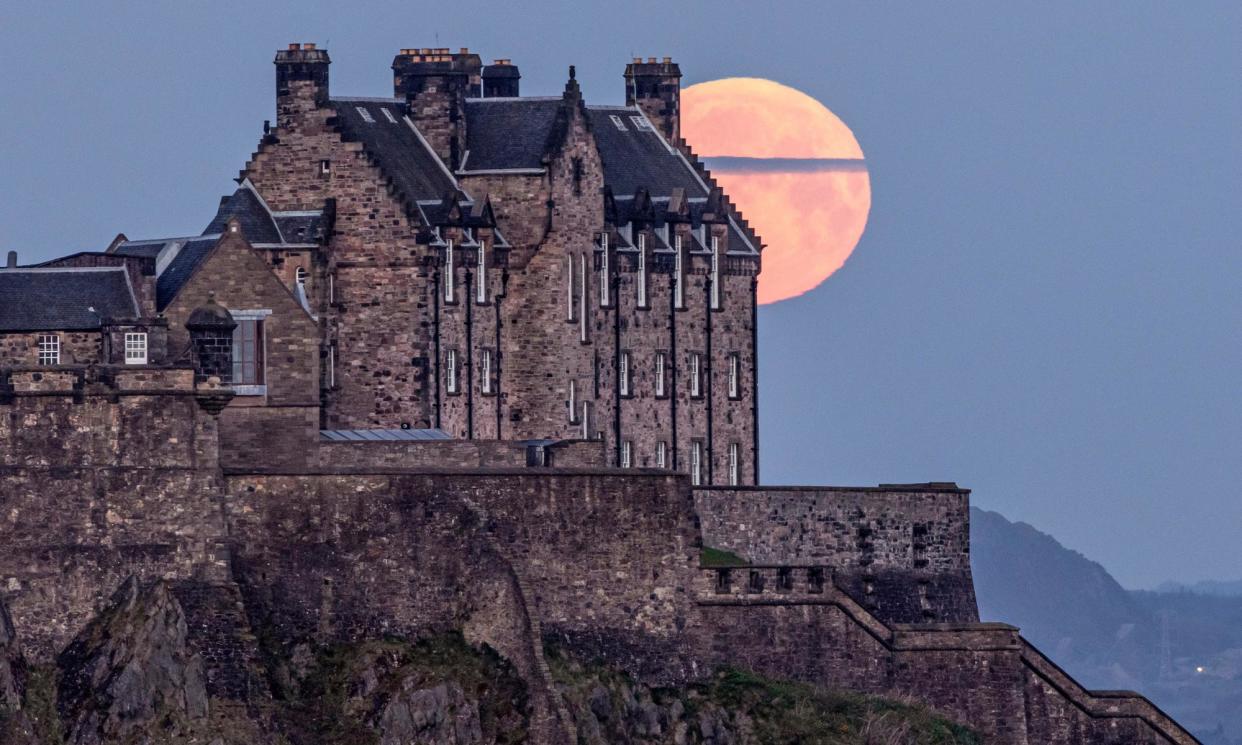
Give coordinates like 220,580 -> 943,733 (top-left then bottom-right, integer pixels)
0,43 -> 1197,744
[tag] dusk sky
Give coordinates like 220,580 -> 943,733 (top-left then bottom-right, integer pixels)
1,2 -> 1237,588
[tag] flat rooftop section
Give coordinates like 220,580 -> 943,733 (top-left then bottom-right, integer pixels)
320,428 -> 453,442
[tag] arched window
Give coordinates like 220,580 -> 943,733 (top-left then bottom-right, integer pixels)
295,266 -> 307,285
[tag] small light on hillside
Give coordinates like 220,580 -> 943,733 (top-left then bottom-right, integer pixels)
1195,666 -> 1206,674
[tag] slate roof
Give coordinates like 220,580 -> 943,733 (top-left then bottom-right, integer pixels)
462,98 -> 562,171
113,235 -> 221,311
587,106 -> 708,198
204,187 -> 282,243
330,98 -> 457,216
0,267 -> 138,332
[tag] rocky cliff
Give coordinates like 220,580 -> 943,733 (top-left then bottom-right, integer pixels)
0,581 -> 976,745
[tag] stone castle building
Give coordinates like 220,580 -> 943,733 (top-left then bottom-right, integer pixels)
0,45 -> 1197,743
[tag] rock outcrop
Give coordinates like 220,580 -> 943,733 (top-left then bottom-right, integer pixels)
56,577 -> 208,745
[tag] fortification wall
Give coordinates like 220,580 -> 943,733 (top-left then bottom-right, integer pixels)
694,484 -> 978,623
0,368 -> 226,660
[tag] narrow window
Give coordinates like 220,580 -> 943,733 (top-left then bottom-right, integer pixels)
654,351 -> 666,397
124,332 -> 148,365
656,440 -> 667,468
715,568 -> 731,594
578,252 -> 589,342
476,241 -> 488,304
231,320 -> 265,385
328,273 -> 335,303
728,353 -> 740,399
729,443 -> 741,486
446,348 -> 458,394
37,334 -> 60,365
328,343 -> 336,388
619,350 -> 630,396
566,254 -> 576,321
480,349 -> 493,394
690,353 -> 702,398
319,159 -> 331,177
568,379 -> 578,423
808,567 -> 826,594
581,401 -> 592,439
444,241 -> 455,303
295,266 -> 308,286
777,567 -> 794,592
691,441 -> 703,486
636,233 -> 647,307
599,234 -> 610,307
673,235 -> 684,309
621,440 -> 632,468
710,234 -> 721,310
748,570 -> 764,594
572,157 -> 583,196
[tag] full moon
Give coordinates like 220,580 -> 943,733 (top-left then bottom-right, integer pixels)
681,78 -> 871,304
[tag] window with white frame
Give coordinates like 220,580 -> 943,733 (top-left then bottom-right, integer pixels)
691,441 -> 703,486
621,440 -> 632,468
599,234 -> 610,307
578,252 -> 589,342
328,343 -> 336,388
581,401 -> 592,439
673,235 -> 685,309
729,443 -> 741,486
566,254 -> 576,321
636,233 -> 647,307
37,334 -> 60,366
295,266 -> 307,286
656,440 -> 667,469
480,348 -> 493,394
232,320 -> 265,386
328,273 -> 335,303
443,241 -> 455,303
446,348 -> 459,394
124,332 -> 148,365
690,352 -> 702,398
654,351 -> 666,397
476,241 -> 488,304
710,235 -> 721,309
728,353 -> 740,399
619,350 -> 631,396
568,379 -> 578,423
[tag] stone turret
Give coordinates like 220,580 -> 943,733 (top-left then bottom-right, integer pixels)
625,56 -> 682,142
274,43 -> 330,130
186,293 -> 236,385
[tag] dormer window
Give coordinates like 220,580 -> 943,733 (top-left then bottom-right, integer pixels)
636,233 -> 648,308
381,108 -> 398,124
356,106 -> 376,123
673,234 -> 686,309
710,235 -> 721,310
444,240 -> 455,303
476,240 -> 488,304
609,114 -> 627,131
630,115 -> 653,132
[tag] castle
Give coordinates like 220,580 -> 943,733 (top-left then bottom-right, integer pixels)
0,45 -> 1196,743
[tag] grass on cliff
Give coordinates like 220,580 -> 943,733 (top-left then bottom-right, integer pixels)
700,546 -> 749,567
547,645 -> 979,745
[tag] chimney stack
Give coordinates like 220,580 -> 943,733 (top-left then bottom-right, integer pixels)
5,251 -> 15,269
482,58 -> 521,98
392,47 -> 483,170
274,43 -> 331,129
624,56 -> 682,142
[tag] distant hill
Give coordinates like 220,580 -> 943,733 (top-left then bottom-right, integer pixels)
971,507 -> 1242,744
1156,579 -> 1242,597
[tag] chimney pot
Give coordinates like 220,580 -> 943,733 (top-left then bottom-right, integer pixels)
288,43 -> 300,50
633,57 -> 642,64
647,56 -> 657,63
304,42 -> 316,50
663,56 -> 672,64
460,47 -> 469,54
5,250 -> 16,268
420,47 -> 430,54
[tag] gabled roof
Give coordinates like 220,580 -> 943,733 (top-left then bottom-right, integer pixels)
462,98 -> 562,172
0,267 -> 138,332
330,98 -> 457,219
204,186 -> 282,243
